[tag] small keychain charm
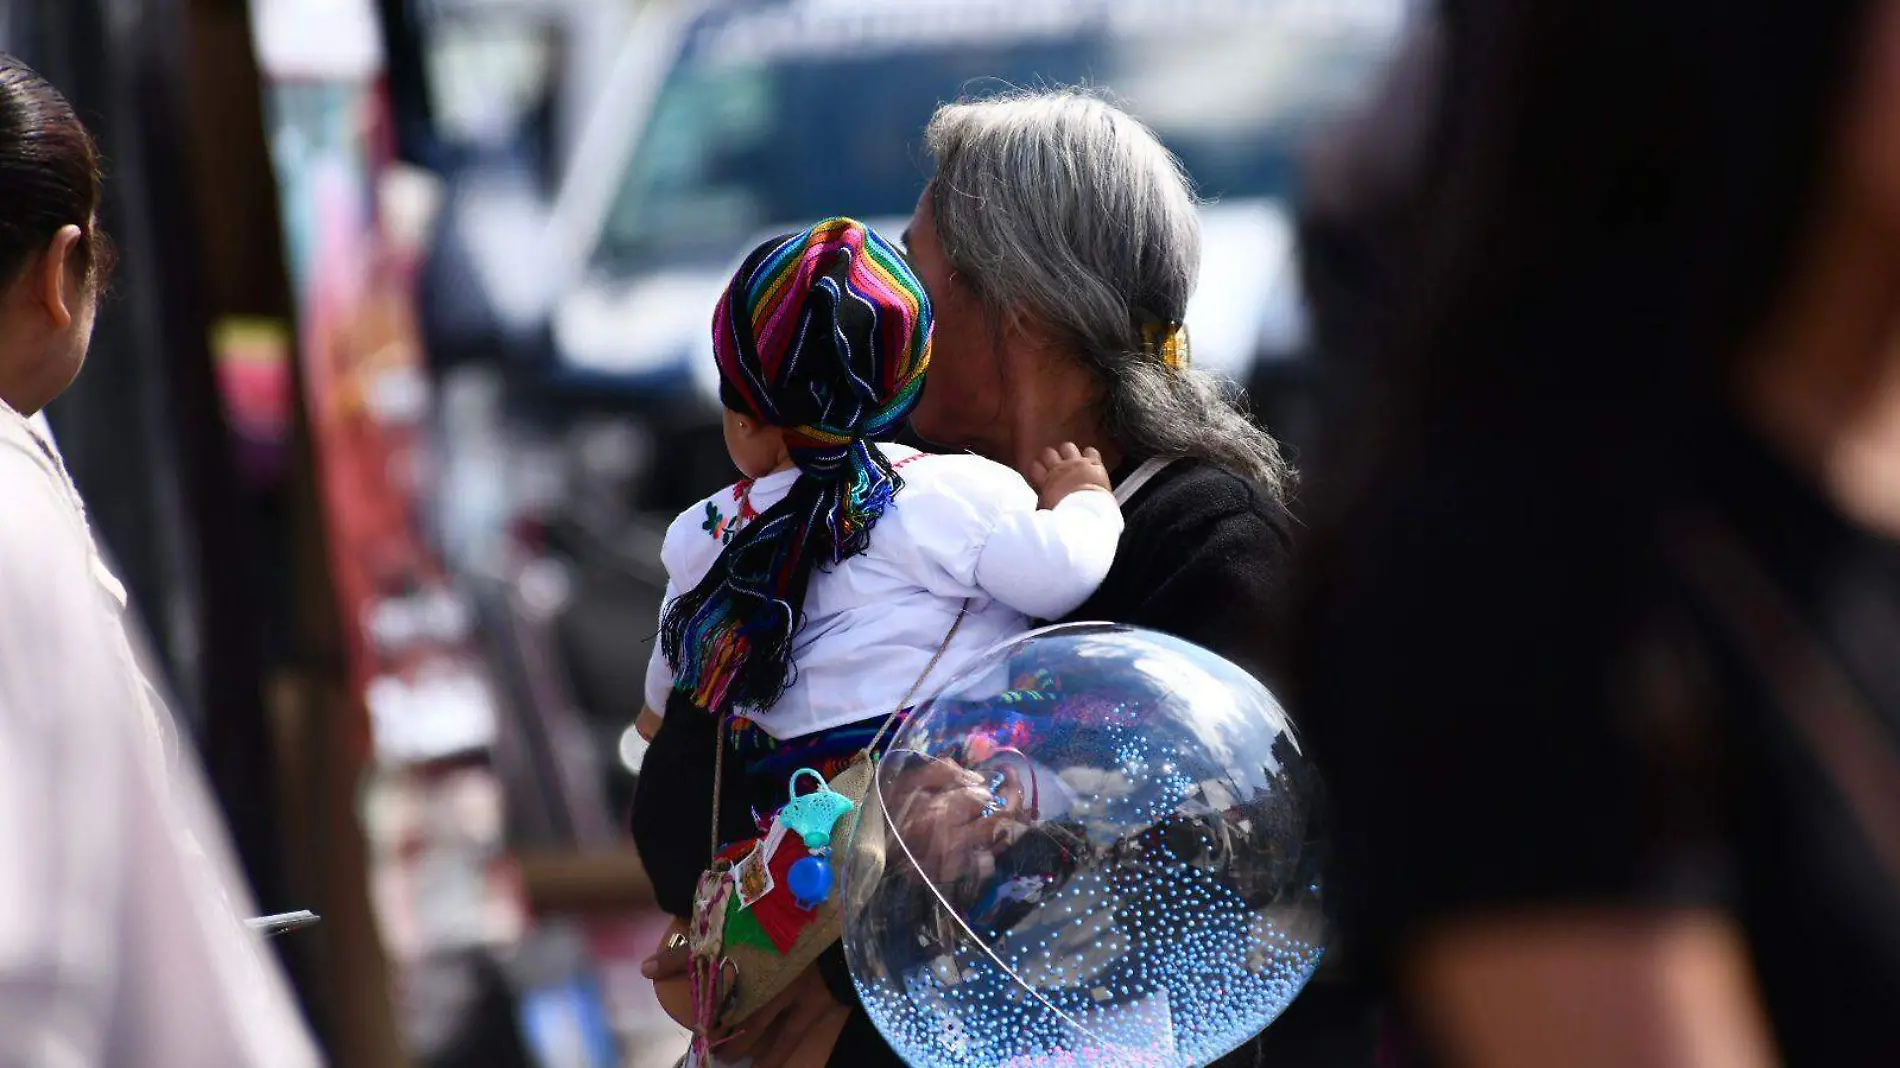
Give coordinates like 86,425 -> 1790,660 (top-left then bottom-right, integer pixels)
786,853 -> 833,911
778,768 -> 855,909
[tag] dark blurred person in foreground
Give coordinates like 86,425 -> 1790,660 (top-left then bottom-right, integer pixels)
1296,10 -> 1443,427
0,55 -> 319,1066
1299,1 -> 1900,1065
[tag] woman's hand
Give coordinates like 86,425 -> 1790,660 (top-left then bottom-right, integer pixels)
1028,443 -> 1112,510
646,924 -> 848,1067
711,965 -> 849,1068
643,920 -> 697,1029
887,757 -> 1026,887
635,705 -> 663,742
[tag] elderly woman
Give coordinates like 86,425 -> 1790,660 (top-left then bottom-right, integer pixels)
656,88 -> 1358,1068
897,87 -> 1369,1068
904,91 -> 1295,670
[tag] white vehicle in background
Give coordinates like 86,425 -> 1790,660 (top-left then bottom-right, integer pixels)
422,0 -> 1415,837
540,0 -> 1414,405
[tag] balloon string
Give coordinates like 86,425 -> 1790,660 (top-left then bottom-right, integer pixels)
873,748 -> 1114,1048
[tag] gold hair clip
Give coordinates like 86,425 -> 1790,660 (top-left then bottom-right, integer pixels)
1136,311 -> 1191,372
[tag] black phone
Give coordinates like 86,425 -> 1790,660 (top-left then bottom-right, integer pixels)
245,910 -> 320,938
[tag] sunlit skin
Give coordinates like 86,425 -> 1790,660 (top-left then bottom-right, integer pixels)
1737,0 -> 1900,541
0,224 -> 97,416
722,406 -> 796,480
901,195 -> 1124,477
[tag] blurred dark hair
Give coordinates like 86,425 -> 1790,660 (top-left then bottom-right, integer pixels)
1288,1 -> 1879,749
1338,1 -> 1871,472
0,54 -> 108,287
1295,11 -> 1446,455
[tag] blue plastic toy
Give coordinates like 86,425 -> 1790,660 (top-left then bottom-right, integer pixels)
788,854 -> 834,910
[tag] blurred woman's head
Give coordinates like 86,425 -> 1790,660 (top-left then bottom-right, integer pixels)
908,88 -> 1292,496
0,55 -> 108,416
1293,8 -> 1900,1059
1354,1 -> 1885,466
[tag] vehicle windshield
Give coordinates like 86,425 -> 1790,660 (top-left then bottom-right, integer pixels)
595,6 -> 1403,270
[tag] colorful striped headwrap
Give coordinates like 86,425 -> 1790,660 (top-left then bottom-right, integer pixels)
661,218 -> 932,715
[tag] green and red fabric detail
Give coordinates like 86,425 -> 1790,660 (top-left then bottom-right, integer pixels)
715,831 -> 823,954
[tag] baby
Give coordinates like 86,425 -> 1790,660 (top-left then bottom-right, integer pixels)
630,217 -> 1123,918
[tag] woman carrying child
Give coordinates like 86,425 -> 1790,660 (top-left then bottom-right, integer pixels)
641,87 -> 1326,1068
630,216 -> 1126,1065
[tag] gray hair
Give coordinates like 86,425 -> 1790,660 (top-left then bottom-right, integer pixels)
923,87 -> 1295,500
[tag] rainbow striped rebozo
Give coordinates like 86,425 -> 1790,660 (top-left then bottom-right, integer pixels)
661,218 -> 933,716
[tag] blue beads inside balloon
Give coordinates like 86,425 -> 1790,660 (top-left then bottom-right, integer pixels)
788,855 -> 834,910
840,624 -> 1330,1068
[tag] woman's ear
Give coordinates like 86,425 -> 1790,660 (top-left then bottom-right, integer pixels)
35,225 -> 85,330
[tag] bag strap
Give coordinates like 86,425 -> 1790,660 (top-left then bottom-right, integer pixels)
1114,456 -> 1178,506
1663,511 -> 1900,893
707,599 -> 971,859
865,599 -> 970,758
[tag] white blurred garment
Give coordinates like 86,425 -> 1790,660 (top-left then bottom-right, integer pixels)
0,404 -> 322,1067
643,444 -> 1123,739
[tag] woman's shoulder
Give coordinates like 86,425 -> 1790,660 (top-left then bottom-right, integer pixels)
0,407 -> 63,484
1126,458 -> 1291,545
0,435 -> 95,601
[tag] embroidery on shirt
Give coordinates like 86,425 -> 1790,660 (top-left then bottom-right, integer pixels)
702,480 -> 763,544
701,501 -> 737,544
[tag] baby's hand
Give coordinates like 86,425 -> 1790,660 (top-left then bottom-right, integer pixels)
1028,443 -> 1112,510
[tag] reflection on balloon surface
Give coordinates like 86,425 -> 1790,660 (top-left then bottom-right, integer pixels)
842,624 -> 1327,1068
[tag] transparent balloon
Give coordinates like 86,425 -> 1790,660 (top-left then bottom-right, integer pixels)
842,625 -> 1328,1068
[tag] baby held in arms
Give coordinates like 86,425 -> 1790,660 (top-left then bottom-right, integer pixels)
629,217 -> 1124,923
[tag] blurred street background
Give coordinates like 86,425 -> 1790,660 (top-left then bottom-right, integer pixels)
4,0 -> 1414,1063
